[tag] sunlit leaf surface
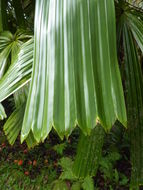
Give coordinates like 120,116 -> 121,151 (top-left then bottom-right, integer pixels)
21,0 -> 127,143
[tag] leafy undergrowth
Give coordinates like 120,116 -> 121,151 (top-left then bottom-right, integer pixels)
0,127 -> 131,190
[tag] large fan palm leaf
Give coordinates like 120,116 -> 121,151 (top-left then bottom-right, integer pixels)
21,0 -> 127,143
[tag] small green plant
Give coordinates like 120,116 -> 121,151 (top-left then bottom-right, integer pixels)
51,157 -> 95,190
53,143 -> 67,156
99,151 -> 121,181
99,151 -> 128,188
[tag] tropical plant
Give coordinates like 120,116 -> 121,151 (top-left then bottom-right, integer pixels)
0,0 -> 143,188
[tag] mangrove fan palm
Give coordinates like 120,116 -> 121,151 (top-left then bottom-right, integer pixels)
0,0 -> 143,188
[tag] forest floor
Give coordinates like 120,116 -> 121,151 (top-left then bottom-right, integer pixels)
0,128 -> 130,190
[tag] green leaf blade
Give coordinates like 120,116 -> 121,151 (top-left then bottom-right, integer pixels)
22,0 -> 127,143
0,103 -> 6,120
0,38 -> 33,102
123,24 -> 143,187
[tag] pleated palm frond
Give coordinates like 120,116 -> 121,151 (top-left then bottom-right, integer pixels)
0,30 -> 32,79
21,0 -> 127,143
0,31 -> 13,78
116,1 -> 143,52
4,103 -> 37,148
0,103 -> 6,120
123,24 -> 143,188
4,103 -> 25,145
73,125 -> 105,177
125,10 -> 143,53
0,38 -> 33,102
3,85 -> 28,145
0,31 -> 33,126
128,0 -> 143,9
116,1 -> 143,188
3,85 -> 37,148
13,83 -> 29,108
0,31 -> 13,51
